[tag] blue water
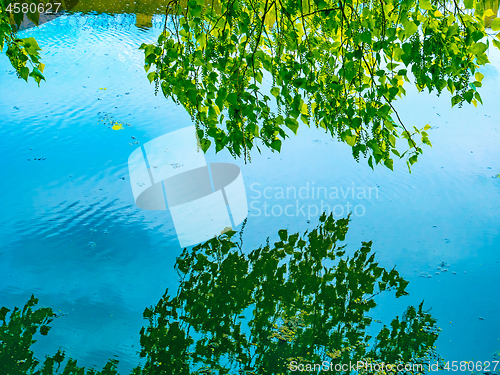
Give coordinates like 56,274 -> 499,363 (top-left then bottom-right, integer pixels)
0,13 -> 499,373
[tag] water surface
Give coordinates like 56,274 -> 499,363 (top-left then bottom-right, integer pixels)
0,12 -> 499,373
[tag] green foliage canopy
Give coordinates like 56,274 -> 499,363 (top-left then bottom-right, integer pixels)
141,0 -> 500,170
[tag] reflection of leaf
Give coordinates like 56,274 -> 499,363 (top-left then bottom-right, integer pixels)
220,226 -> 232,235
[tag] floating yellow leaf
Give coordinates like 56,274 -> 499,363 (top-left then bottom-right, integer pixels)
112,124 -> 123,130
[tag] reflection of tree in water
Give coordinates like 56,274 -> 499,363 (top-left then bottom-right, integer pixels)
1,214 -> 444,374
137,214 -> 441,374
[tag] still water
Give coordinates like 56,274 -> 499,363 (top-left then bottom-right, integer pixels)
0,11 -> 499,374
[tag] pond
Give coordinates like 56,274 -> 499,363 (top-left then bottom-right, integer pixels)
0,7 -> 499,375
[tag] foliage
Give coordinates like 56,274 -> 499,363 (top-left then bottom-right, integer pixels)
0,295 -> 53,374
140,0 -> 500,169
137,213 -> 441,374
0,0 -> 49,85
0,295 -> 120,374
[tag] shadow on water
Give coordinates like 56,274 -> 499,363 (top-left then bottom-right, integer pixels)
1,213 -> 448,374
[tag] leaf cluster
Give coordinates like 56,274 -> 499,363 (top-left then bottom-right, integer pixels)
0,0 -> 47,85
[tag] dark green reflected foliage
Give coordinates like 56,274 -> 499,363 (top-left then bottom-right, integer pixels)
0,295 -> 119,375
1,215 -> 442,374
138,214 -> 440,374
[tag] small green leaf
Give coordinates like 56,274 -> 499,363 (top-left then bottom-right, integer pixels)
285,118 -> 299,135
199,139 -> 211,152
270,87 -> 280,98
464,0 -> 473,9
404,21 -> 418,38
345,135 -> 357,146
420,0 -> 432,10
23,37 -> 41,55
147,72 -> 156,83
19,67 -> 29,82
270,139 -> 281,152
278,229 -> 288,241
226,93 -> 238,105
451,95 -> 462,107
470,42 -> 487,55
463,90 -> 473,103
40,325 -> 51,335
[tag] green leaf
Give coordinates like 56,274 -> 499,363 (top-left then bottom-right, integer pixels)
470,42 -> 487,55
270,87 -> 280,98
22,37 -> 41,55
285,118 -> 299,135
270,139 -> 281,152
226,93 -> 238,105
29,68 -> 46,86
464,0 -> 473,9
404,21 -> 418,38
451,95 -> 462,107
278,229 -> 288,241
491,18 -> 500,31
387,62 -> 399,70
463,90 -> 473,103
19,67 -> 29,82
368,156 -> 374,169
147,72 -> 156,83
40,325 -> 51,335
186,89 -> 197,103
199,139 -> 211,152
420,0 -> 432,10
246,124 -> 259,137
345,135 -> 357,147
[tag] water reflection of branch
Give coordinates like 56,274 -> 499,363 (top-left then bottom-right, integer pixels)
139,213 -> 442,374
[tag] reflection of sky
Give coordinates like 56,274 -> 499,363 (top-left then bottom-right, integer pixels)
0,13 -> 499,373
